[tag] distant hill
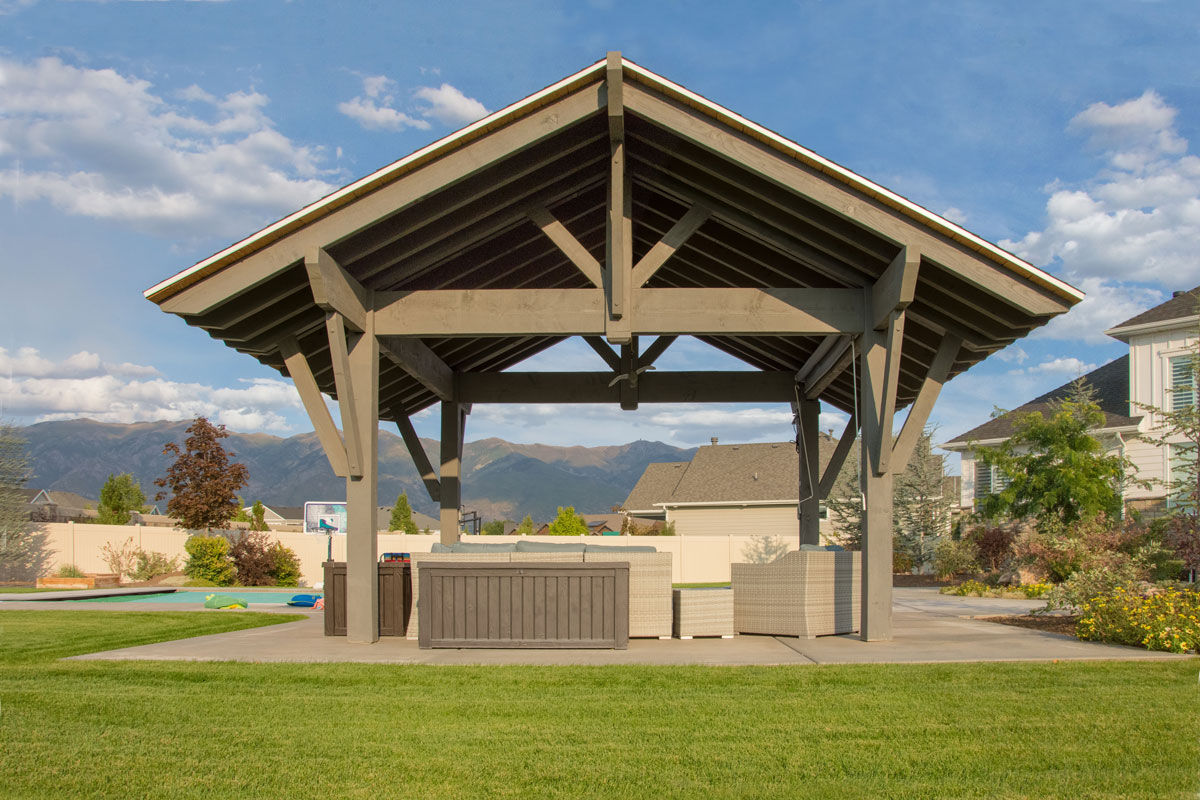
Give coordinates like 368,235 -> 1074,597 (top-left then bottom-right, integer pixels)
17,419 -> 697,524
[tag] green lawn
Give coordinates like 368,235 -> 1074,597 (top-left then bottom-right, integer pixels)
0,610 -> 1197,799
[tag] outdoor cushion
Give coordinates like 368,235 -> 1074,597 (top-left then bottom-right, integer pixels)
430,543 -> 453,553
799,544 -> 825,551
584,544 -> 658,553
514,540 -> 587,553
824,544 -> 845,551
451,541 -> 517,553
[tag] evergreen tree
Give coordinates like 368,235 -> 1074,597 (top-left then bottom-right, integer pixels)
826,435 -> 864,550
388,491 -> 418,535
893,428 -> 950,570
154,417 -> 250,531
249,500 -> 269,532
0,423 -> 44,581
97,473 -> 146,525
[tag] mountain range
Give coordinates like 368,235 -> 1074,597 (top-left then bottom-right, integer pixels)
17,419 -> 698,523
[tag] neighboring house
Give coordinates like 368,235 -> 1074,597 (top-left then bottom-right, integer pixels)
621,437 -> 837,541
22,489 -> 99,522
942,288 -> 1199,515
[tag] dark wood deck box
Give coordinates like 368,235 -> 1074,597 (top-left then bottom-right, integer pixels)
323,560 -> 411,637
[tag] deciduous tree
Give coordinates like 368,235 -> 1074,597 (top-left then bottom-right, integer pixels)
154,417 -> 249,532
547,505 -> 588,536
515,514 -> 535,535
97,473 -> 147,525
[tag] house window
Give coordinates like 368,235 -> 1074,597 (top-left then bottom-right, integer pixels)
818,501 -> 829,521
974,461 -> 1010,499
1168,443 -> 1196,509
1169,355 -> 1197,411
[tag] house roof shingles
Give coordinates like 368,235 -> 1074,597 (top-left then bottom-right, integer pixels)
943,356 -> 1140,446
622,437 -> 838,509
1108,287 -> 1200,334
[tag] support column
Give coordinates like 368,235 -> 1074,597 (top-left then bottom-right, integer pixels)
859,325 -> 893,641
344,311 -> 379,644
439,400 -> 463,545
797,396 -> 821,546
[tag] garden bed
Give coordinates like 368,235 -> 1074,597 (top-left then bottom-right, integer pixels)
982,614 -> 1080,637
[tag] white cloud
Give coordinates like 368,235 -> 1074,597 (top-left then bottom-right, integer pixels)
413,83 -> 489,127
339,74 -> 487,132
1032,277 -> 1164,344
0,347 -> 161,379
0,57 -> 340,238
0,349 -> 301,431
1021,357 -> 1097,377
941,206 -> 968,225
1001,90 -> 1200,287
994,346 -> 1028,365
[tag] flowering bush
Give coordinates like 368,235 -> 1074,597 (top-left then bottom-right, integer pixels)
1042,564 -> 1143,613
1077,585 -> 1200,654
940,580 -> 1050,599
933,538 -> 980,579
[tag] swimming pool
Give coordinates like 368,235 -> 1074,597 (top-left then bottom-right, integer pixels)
73,590 -> 322,605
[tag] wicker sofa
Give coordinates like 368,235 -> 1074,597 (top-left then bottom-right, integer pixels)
731,549 -> 861,638
404,541 -> 673,639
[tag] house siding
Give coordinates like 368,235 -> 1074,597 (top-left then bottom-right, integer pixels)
668,504 -> 799,538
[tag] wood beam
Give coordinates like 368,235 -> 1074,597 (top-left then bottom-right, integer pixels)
583,336 -> 621,371
527,206 -> 603,288
325,313 -> 363,478
305,247 -> 369,332
377,336 -> 453,401
797,397 -> 821,546
871,246 -> 920,330
278,337 -> 349,478
619,339 -> 638,410
795,335 -> 841,384
456,370 -> 796,404
633,288 -> 864,336
439,400 -> 463,546
631,203 -> 711,288
639,335 -> 677,368
373,287 -> 864,337
804,337 -> 855,400
818,411 -> 858,500
344,306 -> 379,643
875,311 -> 906,475
858,324 -> 893,641
891,335 -> 961,471
607,51 -> 624,141
392,410 -> 441,504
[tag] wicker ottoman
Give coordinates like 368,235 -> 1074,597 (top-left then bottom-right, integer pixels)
672,588 -> 734,639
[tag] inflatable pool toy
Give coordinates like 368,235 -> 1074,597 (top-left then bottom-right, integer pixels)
286,594 -> 321,607
203,594 -> 248,609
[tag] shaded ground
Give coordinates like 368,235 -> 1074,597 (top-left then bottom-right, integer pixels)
983,614 -> 1080,637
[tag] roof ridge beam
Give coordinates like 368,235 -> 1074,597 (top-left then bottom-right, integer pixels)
527,206 -> 604,288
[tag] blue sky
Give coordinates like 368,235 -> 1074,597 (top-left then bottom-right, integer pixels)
2,0 -> 1199,466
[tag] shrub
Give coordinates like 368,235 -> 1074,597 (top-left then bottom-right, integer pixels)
892,550 -> 915,574
55,564 -> 85,578
940,579 -> 1051,599
99,536 -> 139,579
269,542 -> 301,586
933,538 -> 980,579
1042,564 -> 1143,613
183,578 -> 219,587
129,550 -> 180,582
184,534 -> 235,585
229,531 -> 275,586
1077,585 -> 1200,654
964,523 -> 1019,571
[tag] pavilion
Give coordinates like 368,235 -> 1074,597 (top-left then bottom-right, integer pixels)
145,54 -> 1082,643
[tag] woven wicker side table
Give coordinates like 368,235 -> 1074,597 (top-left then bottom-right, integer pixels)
672,588 -> 734,639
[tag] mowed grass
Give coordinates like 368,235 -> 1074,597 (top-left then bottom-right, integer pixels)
0,610 -> 1197,799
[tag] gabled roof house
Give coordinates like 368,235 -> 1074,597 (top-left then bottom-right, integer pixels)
943,289 -> 1199,515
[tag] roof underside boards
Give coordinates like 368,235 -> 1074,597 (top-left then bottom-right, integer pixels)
147,56 -> 1081,424
943,355 -> 1140,447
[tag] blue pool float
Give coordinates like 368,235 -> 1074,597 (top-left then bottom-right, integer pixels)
287,594 -> 321,607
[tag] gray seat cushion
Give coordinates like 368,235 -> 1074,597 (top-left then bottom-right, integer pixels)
430,542 -> 454,553
451,541 -> 517,553
514,539 -> 587,553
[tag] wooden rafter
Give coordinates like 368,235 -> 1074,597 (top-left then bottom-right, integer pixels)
527,206 -> 603,288
325,313 -> 363,477
279,336 -> 349,478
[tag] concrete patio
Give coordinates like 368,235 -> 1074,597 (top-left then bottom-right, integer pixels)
18,587 -> 1187,666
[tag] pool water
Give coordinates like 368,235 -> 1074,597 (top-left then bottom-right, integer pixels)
74,590 -> 322,605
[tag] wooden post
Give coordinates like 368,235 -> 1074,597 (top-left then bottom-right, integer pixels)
859,324 -> 893,641
797,397 -> 822,546
439,400 -> 463,545
344,309 -> 379,644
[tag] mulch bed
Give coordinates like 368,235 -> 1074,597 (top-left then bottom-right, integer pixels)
981,614 -> 1080,637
